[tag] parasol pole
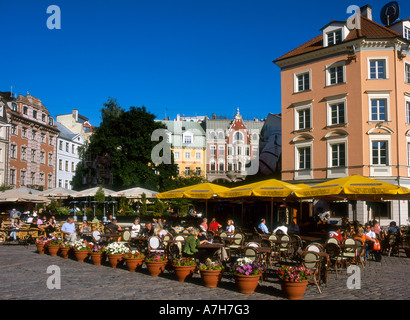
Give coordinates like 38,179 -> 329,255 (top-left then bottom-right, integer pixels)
270,198 -> 274,231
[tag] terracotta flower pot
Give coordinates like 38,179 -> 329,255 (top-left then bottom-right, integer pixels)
74,250 -> 89,263
36,243 -> 45,254
124,257 -> 144,272
90,252 -> 104,266
60,247 -> 70,259
172,265 -> 196,282
107,254 -> 124,268
280,279 -> 309,300
200,269 -> 223,288
234,274 -> 260,294
47,244 -> 60,257
145,260 -> 167,277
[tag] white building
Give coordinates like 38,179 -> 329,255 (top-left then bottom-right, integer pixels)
56,122 -> 84,189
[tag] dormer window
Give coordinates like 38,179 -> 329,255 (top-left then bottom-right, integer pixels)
327,29 -> 343,46
405,27 -> 410,40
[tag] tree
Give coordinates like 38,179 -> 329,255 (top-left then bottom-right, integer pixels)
72,98 -> 178,191
94,185 -> 106,203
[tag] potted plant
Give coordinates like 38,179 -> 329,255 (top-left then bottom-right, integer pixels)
171,257 -> 196,282
71,240 -> 90,262
230,258 -> 263,294
103,242 -> 128,268
36,237 -> 49,254
199,258 -> 224,288
144,252 -> 168,277
59,241 -> 71,259
89,243 -> 105,266
123,250 -> 145,272
46,237 -> 63,256
277,265 -> 312,300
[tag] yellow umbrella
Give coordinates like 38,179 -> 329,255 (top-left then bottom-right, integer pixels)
217,179 -> 306,198
157,183 -> 230,200
294,175 -> 409,198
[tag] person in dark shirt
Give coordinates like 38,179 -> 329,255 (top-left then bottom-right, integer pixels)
141,222 -> 154,237
107,219 -> 122,233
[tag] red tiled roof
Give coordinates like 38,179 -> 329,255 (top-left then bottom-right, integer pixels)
274,15 -> 403,63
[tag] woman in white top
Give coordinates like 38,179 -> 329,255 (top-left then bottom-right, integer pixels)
131,218 -> 141,238
226,219 -> 235,236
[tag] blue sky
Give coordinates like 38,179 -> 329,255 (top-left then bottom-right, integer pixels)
1,0 -> 409,126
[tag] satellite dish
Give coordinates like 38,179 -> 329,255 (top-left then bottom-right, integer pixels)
380,1 -> 400,26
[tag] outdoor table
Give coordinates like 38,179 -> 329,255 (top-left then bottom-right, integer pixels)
130,237 -> 148,251
300,235 -> 323,243
99,233 -> 121,243
219,236 -> 235,244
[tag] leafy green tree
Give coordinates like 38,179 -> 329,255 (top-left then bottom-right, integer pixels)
94,185 -> 106,203
72,98 -> 178,191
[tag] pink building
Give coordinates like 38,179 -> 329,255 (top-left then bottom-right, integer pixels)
274,5 -> 410,225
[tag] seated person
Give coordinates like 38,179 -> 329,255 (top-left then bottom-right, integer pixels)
226,219 -> 235,236
131,218 -> 141,238
141,222 -> 154,237
107,219 -> 122,234
182,228 -> 208,263
208,218 -> 222,232
39,217 -> 57,237
79,220 -> 92,241
61,217 -> 77,242
273,221 -> 288,235
257,218 -> 269,234
328,225 -> 344,242
386,221 -> 402,236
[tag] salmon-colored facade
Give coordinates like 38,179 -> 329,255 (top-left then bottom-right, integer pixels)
274,7 -> 410,224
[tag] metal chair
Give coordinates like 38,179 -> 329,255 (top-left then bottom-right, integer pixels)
342,238 -> 358,267
227,233 -> 244,257
278,234 -> 292,262
300,251 -> 322,294
306,242 -> 324,253
147,236 -> 164,253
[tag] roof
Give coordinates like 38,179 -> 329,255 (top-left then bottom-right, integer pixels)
274,15 -> 404,63
56,122 -> 78,141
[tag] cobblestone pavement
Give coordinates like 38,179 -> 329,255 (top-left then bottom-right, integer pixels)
0,244 -> 409,301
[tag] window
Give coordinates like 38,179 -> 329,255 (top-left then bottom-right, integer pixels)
59,159 -> 62,170
369,202 -> 391,219
22,127 -> 27,138
219,162 -> 224,171
370,99 -> 387,121
30,172 -> 35,185
31,130 -> 36,140
66,142 -> 69,152
33,110 -> 37,119
183,133 -> 193,144
331,143 -> 346,167
48,117 -> 54,126
21,147 -> 26,161
41,133 -> 45,143
372,141 -> 388,165
210,145 -> 216,156
10,144 -> 16,158
369,59 -> 387,79
58,179 -> 62,188
195,152 -> 201,159
21,171 -> 26,186
10,169 -> 16,185
64,180 -> 69,189
59,141 -> 63,151
174,152 -> 180,159
195,167 -> 201,175
31,150 -> 36,162
65,161 -> 69,171
298,146 -> 311,170
327,63 -> 345,85
405,63 -> 410,84
234,132 -> 243,141
295,71 -> 310,92
329,102 -> 346,125
72,145 -> 75,154
23,106 -> 28,115
218,145 -> 224,155
42,114 -> 46,122
184,152 -> 190,159
11,103 -> 17,112
49,135 -> 53,146
48,175 -> 52,188
40,151 -> 45,164
48,153 -> 53,166
39,173 -> 44,185
407,101 -> 410,124
184,167 -> 190,175
11,124 -> 17,135
72,162 -> 75,172
327,29 -> 342,46
296,107 -> 311,130
405,27 -> 410,40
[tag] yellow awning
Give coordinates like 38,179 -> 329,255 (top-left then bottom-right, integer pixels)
156,183 -> 230,200
294,175 -> 410,198
218,179 -> 307,198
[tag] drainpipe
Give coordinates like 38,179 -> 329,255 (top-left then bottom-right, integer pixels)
394,43 -> 401,225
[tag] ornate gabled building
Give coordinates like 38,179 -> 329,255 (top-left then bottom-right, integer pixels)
5,93 -> 59,190
205,109 -> 264,183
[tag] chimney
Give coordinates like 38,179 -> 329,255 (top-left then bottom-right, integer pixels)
360,5 -> 372,20
72,109 -> 79,121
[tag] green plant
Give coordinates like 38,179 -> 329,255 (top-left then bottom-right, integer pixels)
124,250 -> 145,259
199,259 -> 224,271
47,237 -> 63,245
145,252 -> 167,262
172,257 -> 196,266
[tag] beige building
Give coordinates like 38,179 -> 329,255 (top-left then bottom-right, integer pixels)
274,5 -> 410,225
56,109 -> 94,142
